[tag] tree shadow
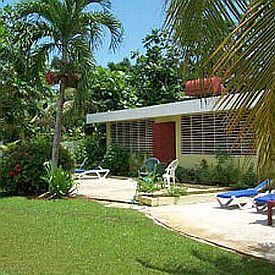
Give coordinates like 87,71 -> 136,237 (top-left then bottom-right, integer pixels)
136,247 -> 275,274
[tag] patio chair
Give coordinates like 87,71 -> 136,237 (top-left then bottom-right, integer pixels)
74,160 -> 110,180
138,157 -> 160,178
254,192 -> 275,212
216,179 -> 270,209
162,159 -> 179,188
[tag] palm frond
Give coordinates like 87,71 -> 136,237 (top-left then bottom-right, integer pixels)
213,0 -> 275,176
164,0 -> 248,77
80,11 -> 123,51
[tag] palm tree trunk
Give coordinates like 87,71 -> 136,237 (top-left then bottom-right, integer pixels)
52,45 -> 67,169
51,79 -> 66,169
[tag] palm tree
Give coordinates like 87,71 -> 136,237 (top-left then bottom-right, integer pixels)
164,0 -> 247,78
165,0 -> 275,178
15,0 -> 123,169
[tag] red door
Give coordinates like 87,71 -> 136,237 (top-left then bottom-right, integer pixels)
152,122 -> 176,163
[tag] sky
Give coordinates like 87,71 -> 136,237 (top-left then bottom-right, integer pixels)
1,0 -> 166,67
95,0 -> 165,66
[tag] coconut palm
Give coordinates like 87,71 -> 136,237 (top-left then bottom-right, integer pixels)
164,0 -> 247,77
213,0 -> 275,177
15,0 -> 123,168
165,0 -> 275,177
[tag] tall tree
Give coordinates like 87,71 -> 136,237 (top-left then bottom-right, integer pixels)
165,0 -> 275,177
15,0 -> 123,168
0,6 -> 53,142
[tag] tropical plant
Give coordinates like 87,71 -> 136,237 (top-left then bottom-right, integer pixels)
42,162 -> 77,198
104,144 -> 129,176
74,133 -> 106,169
131,29 -> 184,106
213,1 -> 275,178
0,7 -> 54,143
14,0 -> 123,169
84,66 -> 137,114
165,0 -> 275,178
164,0 -> 247,78
0,136 -> 74,196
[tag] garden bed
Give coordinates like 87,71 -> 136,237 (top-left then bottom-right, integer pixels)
137,185 -> 226,207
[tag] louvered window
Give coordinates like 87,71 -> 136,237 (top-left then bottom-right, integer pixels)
110,120 -> 153,153
181,113 -> 255,155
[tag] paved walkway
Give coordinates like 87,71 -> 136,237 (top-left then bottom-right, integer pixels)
77,177 -> 137,203
76,177 -> 275,263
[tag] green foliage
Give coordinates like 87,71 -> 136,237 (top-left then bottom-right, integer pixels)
104,144 -> 129,176
230,164 -> 258,190
165,0 -> 246,78
211,151 -> 241,186
0,7 -> 54,143
85,66 -> 137,114
42,162 -> 77,197
194,159 -> 213,184
131,29 -> 184,106
74,134 -> 106,169
176,165 -> 192,183
137,178 -> 158,193
177,152 -> 258,187
128,153 -> 147,177
167,185 -> 188,197
0,136 -> 74,196
240,164 -> 257,187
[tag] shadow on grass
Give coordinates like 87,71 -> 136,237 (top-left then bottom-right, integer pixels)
137,248 -> 275,274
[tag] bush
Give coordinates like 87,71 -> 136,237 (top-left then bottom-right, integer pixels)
104,144 -> 130,176
176,165 -> 192,183
128,153 -> 148,177
194,159 -> 212,184
167,186 -> 187,197
0,137 -> 74,196
74,134 -> 106,168
211,151 -> 241,186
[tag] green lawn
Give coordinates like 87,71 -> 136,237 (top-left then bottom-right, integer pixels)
0,198 -> 273,274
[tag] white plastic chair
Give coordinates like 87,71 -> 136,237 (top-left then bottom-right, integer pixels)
162,159 -> 179,188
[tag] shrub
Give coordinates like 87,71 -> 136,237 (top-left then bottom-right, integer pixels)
74,134 -> 106,168
240,163 -> 257,187
211,151 -> 241,186
230,163 -> 257,189
128,153 -> 148,177
0,137 -> 74,196
104,144 -> 129,176
176,165 -> 192,183
42,162 -> 77,198
137,178 -> 157,193
167,186 -> 187,197
194,159 -> 212,184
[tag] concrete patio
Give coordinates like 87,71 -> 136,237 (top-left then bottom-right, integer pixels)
76,177 -> 275,263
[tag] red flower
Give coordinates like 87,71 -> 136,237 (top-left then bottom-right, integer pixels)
15,164 -> 21,173
8,171 -> 17,177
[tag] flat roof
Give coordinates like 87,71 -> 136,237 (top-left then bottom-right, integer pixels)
86,97 -> 220,124
86,93 -> 262,124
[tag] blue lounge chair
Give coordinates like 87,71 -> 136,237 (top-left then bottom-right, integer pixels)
216,179 -> 270,209
254,193 -> 275,212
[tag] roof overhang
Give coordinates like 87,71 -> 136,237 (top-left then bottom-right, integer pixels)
86,93 -> 263,124
86,97 -> 221,124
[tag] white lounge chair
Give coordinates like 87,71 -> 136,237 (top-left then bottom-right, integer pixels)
74,160 -> 110,180
162,159 -> 179,188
